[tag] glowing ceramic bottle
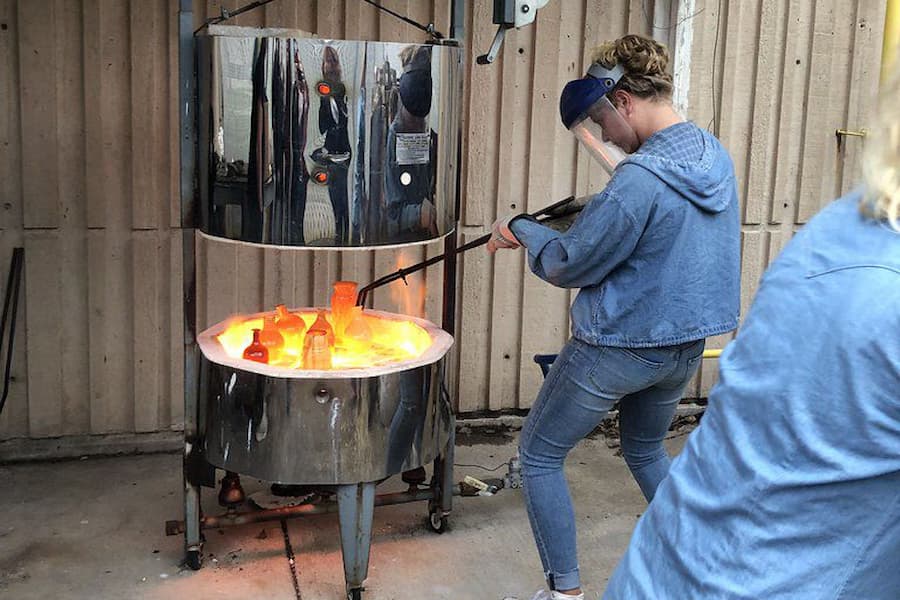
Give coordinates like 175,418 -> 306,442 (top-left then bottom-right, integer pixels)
330,281 -> 358,339
259,316 -> 285,361
274,304 -> 306,356
344,306 -> 372,348
310,309 -> 336,346
242,329 -> 268,364
302,329 -> 332,370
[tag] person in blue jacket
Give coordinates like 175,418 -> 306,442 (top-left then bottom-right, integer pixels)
602,64 -> 900,600
489,35 -> 741,600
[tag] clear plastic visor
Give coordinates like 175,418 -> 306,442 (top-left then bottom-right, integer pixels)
568,95 -> 637,175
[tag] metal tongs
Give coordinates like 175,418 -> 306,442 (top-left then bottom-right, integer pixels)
356,195 -> 582,306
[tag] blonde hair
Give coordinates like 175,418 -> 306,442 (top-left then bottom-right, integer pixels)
862,64 -> 900,231
591,34 -> 673,100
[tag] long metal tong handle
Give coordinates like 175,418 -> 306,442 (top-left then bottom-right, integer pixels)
356,196 -> 577,307
0,247 -> 24,416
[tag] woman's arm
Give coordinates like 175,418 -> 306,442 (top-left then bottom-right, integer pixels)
510,187 -> 648,288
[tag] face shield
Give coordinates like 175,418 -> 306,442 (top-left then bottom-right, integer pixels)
559,63 -> 638,175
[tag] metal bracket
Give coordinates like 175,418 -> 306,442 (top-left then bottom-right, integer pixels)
835,127 -> 868,151
476,0 -> 550,65
477,26 -> 510,65
835,128 -> 868,138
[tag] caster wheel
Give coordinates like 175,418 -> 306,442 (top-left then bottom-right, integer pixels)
184,549 -> 202,570
428,509 -> 448,533
347,588 -> 363,600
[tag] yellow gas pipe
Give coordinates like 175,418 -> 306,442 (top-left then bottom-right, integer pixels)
882,0 -> 900,84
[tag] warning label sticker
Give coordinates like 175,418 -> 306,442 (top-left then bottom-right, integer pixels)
395,133 -> 431,165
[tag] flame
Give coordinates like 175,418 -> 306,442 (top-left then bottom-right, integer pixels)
390,250 -> 426,318
215,308 -> 433,370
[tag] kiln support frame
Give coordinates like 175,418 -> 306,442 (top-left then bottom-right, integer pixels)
169,2 -> 476,598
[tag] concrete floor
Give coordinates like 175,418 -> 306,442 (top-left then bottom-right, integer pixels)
0,426 -> 691,600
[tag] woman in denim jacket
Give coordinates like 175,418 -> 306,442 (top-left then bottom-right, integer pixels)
489,35 -> 741,600
602,59 -> 900,600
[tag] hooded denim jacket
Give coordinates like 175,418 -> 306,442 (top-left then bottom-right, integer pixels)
509,121 -> 741,347
603,192 -> 900,599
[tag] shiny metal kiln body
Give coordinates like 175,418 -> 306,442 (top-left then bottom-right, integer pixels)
202,355 -> 453,484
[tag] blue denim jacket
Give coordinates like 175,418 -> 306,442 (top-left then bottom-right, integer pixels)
510,121 -> 740,347
604,192 -> 900,599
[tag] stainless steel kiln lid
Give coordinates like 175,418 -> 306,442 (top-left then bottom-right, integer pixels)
196,27 -> 462,249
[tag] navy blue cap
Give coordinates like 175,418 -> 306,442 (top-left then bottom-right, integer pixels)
558,62 -> 624,129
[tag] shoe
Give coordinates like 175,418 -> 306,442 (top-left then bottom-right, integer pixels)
534,591 -> 585,600
503,591 -> 585,600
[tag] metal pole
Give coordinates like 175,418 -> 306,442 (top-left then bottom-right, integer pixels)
178,0 -> 204,568
434,0 -> 466,539
337,482 -> 377,594
441,0 -> 465,336
450,0 -> 465,41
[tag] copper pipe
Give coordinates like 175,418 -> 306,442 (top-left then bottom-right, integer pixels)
166,488 -> 439,535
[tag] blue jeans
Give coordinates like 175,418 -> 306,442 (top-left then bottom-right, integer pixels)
519,338 -> 705,591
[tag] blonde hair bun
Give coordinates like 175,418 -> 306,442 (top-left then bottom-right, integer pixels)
590,34 -> 673,99
592,34 -> 669,76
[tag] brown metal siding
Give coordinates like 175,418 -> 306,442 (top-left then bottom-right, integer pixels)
0,0 -> 886,444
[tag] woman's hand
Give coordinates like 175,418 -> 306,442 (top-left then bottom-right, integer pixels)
486,215 -> 522,254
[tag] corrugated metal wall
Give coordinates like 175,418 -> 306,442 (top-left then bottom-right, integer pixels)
0,0 -> 886,445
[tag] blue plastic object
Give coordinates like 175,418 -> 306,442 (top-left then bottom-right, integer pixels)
533,354 -> 559,378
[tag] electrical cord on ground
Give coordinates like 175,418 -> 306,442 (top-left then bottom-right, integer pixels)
454,462 -> 508,472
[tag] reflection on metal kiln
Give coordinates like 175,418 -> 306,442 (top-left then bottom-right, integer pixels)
197,28 -> 461,248
203,358 -> 453,483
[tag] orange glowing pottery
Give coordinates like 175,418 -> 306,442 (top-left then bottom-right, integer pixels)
242,329 -> 269,363
259,316 -> 285,359
310,309 -> 336,346
330,281 -> 358,339
302,329 -> 332,369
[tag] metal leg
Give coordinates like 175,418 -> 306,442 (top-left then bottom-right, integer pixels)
441,416 -> 456,515
337,482 -> 376,595
178,0 -> 203,573
427,417 -> 454,534
183,444 -> 203,569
